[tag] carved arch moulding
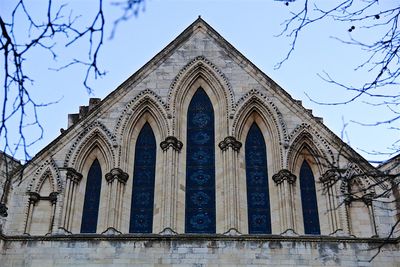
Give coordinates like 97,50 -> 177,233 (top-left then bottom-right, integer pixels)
64,121 -> 117,171
28,158 -> 62,193
167,56 -> 235,134
287,123 -> 335,170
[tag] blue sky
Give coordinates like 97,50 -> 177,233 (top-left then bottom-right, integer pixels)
1,0 -> 398,163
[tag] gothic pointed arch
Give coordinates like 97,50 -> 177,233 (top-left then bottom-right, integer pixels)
233,92 -> 285,173
28,158 -> 61,194
114,89 -> 168,169
64,121 -> 116,172
168,56 -> 232,136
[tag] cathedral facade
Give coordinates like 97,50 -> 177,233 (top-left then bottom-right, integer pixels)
0,18 -> 399,266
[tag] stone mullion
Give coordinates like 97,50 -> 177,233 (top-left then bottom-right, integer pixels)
105,168 -> 128,231
218,136 -> 242,234
60,169 -> 82,232
160,136 -> 183,233
273,169 -> 297,233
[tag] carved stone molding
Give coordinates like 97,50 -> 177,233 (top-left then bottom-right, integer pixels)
218,136 -> 242,152
105,168 -> 129,184
49,192 -> 58,204
28,192 -> 41,204
160,136 -> 183,152
0,203 -> 8,217
66,168 -> 83,184
272,169 -> 296,185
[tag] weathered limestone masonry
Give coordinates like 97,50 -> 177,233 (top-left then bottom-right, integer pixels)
1,18 -> 400,266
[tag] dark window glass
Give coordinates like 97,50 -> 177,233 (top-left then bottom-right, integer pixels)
186,88 -> 216,233
81,159 -> 102,233
129,122 -> 156,233
300,160 -> 321,235
245,123 -> 271,234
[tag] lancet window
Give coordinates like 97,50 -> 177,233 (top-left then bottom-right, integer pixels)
185,88 -> 216,233
245,123 -> 271,234
129,122 -> 156,233
81,159 -> 102,233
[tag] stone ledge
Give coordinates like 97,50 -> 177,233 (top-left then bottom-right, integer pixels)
0,232 -> 398,244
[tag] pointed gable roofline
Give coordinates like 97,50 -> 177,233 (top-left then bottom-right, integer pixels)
18,17 -> 375,175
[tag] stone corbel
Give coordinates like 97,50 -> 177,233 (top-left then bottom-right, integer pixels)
105,168 -> 129,231
160,136 -> 183,152
272,169 -> 297,233
60,168 -> 82,233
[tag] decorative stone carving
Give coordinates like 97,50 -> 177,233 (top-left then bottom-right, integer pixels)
105,168 -> 129,184
66,168 -> 83,184
160,136 -> 183,152
272,169 -> 296,185
28,192 -> 41,204
218,136 -> 242,152
49,192 -> 58,205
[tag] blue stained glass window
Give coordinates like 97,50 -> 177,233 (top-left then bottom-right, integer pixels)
300,160 -> 320,235
245,123 -> 271,234
186,88 -> 216,233
129,122 -> 156,233
81,159 -> 102,233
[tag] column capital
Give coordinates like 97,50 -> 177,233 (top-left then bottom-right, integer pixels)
363,192 -> 376,206
160,136 -> 183,152
49,192 -> 58,204
105,168 -> 129,184
28,192 -> 41,204
272,169 -> 297,185
218,136 -> 242,152
320,169 -> 339,184
66,168 -> 83,184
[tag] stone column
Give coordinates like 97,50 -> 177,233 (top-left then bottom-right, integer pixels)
48,192 -> 58,234
320,169 -> 345,235
363,192 -> 378,237
59,168 -> 82,233
24,192 -> 40,234
218,136 -> 242,234
104,168 -> 129,232
272,169 -> 297,234
159,136 -> 182,234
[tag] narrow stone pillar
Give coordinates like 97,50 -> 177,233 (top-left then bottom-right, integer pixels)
59,168 -> 82,233
272,169 -> 297,233
219,136 -> 242,234
159,136 -> 182,233
24,192 -> 40,234
363,192 -> 378,237
320,169 -> 344,235
105,168 -> 129,231
48,192 -> 58,234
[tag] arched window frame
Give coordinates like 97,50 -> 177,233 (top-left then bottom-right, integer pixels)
185,87 -> 216,234
245,122 -> 272,234
129,122 -> 157,233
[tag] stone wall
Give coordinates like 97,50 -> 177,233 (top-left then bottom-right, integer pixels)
1,235 -> 399,266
